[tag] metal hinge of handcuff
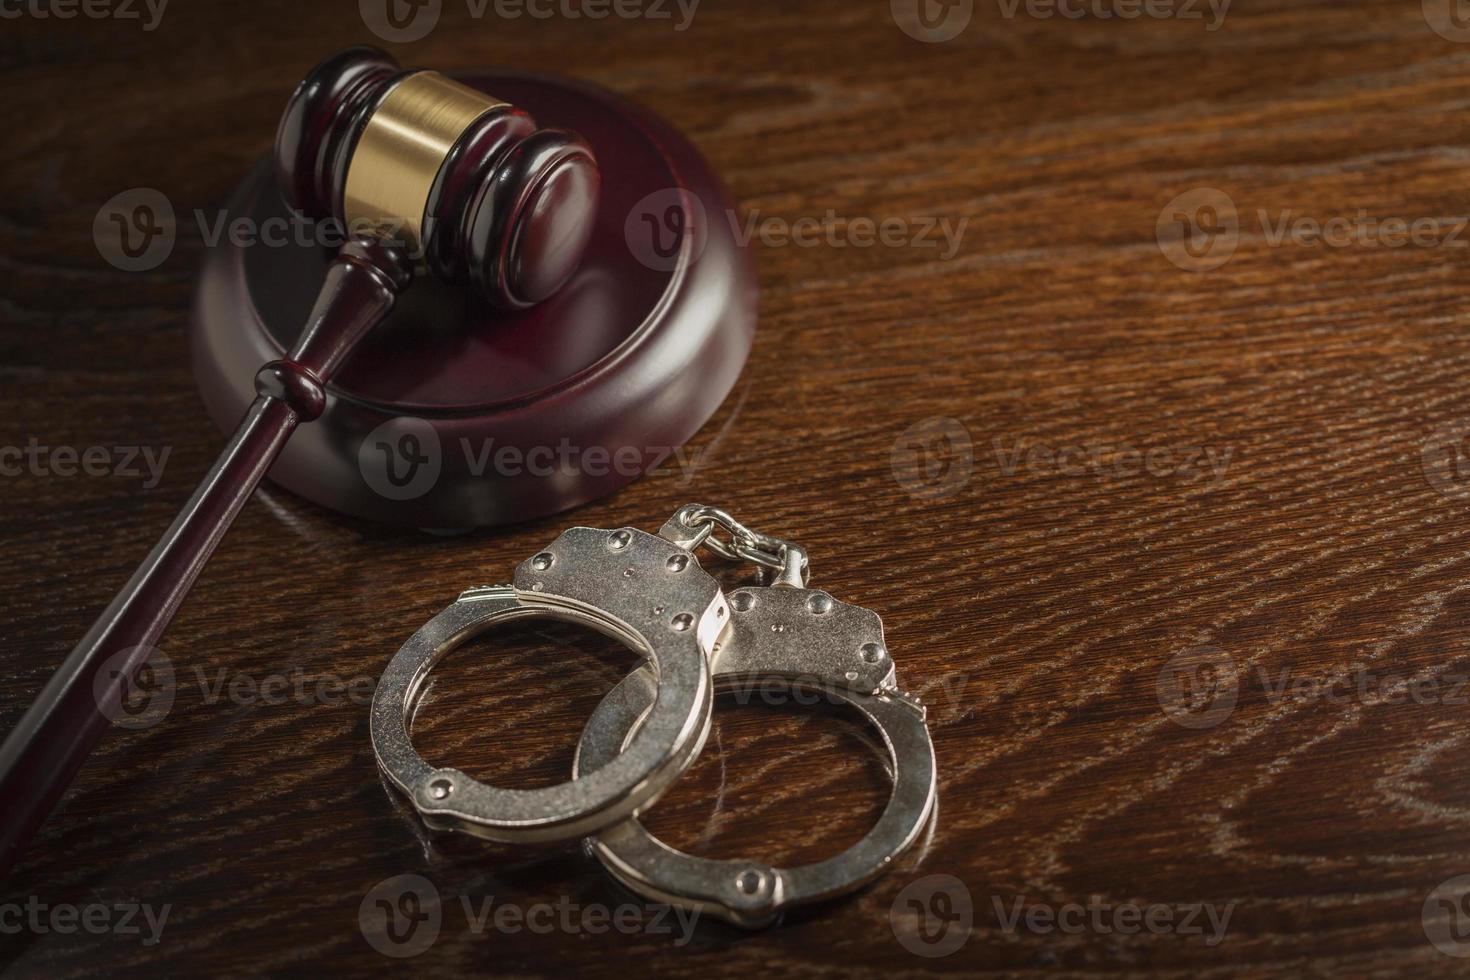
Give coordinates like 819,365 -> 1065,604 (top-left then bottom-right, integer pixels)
369,503 -> 937,928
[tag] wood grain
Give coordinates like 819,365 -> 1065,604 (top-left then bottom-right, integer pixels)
5,0 -> 1470,975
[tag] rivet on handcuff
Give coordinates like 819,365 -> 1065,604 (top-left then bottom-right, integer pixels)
370,504 -> 938,926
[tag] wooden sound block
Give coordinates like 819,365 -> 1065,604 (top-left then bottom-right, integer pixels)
191,71 -> 755,528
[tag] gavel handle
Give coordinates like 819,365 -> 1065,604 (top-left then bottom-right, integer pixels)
0,237 -> 411,876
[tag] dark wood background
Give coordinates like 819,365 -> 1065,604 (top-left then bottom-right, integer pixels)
6,0 -> 1470,975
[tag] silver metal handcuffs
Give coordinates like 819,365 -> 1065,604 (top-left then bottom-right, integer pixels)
574,550 -> 937,927
371,517 -> 727,843
371,504 -> 938,926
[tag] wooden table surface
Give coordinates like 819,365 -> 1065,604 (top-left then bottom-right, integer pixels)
6,0 -> 1470,975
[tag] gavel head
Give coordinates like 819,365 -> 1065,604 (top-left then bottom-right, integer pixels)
274,46 -> 600,310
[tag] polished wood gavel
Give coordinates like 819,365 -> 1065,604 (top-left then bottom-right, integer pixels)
0,47 -> 601,874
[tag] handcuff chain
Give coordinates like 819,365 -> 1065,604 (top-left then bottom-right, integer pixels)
675,504 -> 809,584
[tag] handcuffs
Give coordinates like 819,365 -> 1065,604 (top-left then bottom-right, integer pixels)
370,505 -> 938,926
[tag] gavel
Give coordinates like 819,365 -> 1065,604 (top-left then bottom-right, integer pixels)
0,47 -> 601,873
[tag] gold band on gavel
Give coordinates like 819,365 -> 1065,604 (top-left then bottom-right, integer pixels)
343,71 -> 507,255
